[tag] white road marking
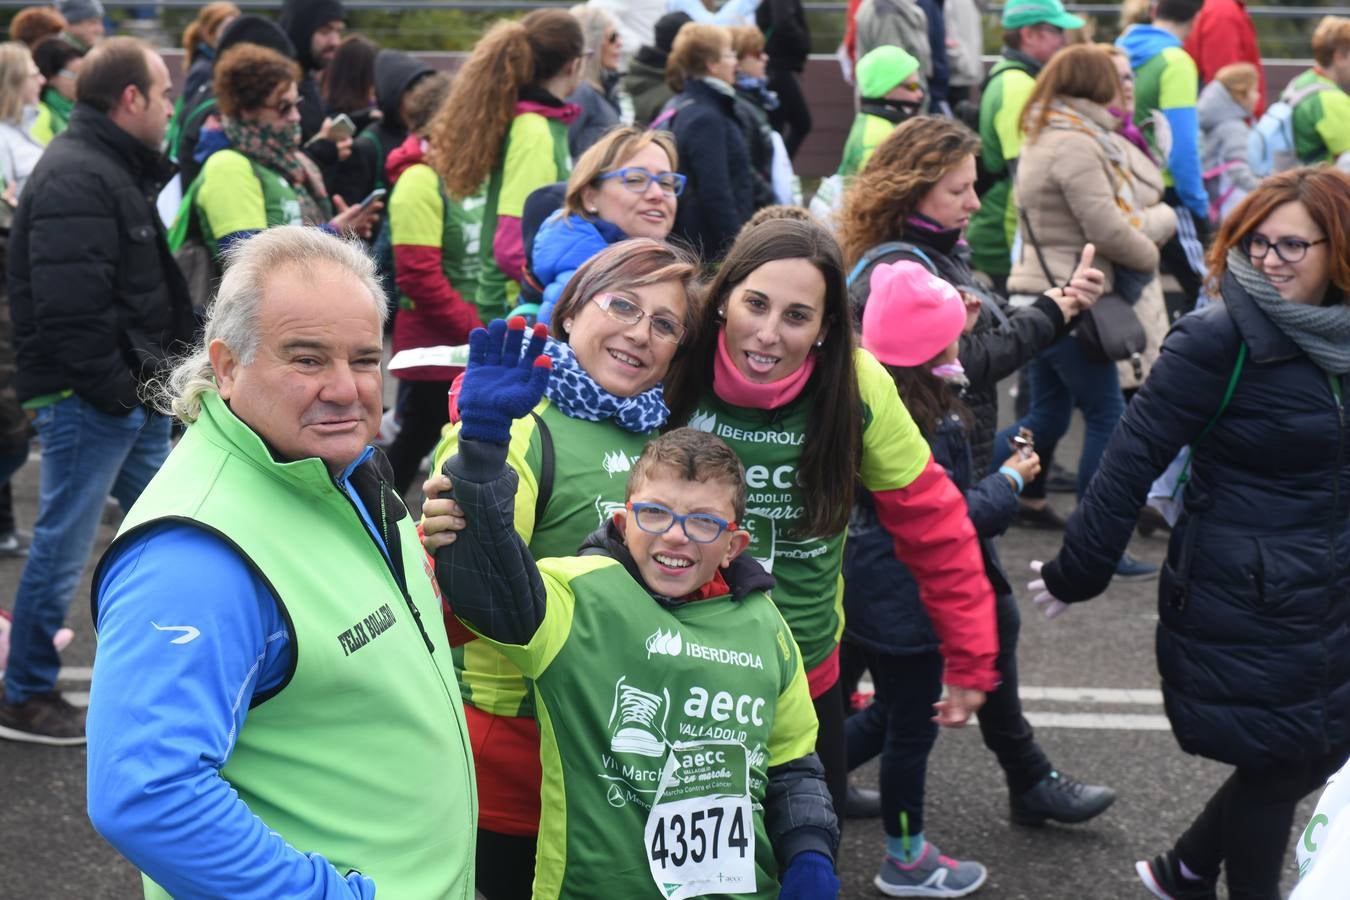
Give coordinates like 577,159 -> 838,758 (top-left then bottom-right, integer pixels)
59,667 -> 93,681
1020,712 -> 1172,731
1018,686 -> 1164,706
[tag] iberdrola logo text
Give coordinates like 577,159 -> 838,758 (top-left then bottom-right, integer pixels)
644,628 -> 764,670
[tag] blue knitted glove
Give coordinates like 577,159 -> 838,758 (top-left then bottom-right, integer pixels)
778,851 -> 838,900
456,317 -> 553,444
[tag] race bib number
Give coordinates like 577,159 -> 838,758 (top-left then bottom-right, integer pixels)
645,741 -> 755,898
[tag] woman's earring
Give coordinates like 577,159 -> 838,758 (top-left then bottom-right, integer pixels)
814,338 -> 825,347
563,320 -> 573,333
716,307 -> 726,318
588,207 -> 598,214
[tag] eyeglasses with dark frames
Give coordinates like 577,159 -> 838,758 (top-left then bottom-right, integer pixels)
597,167 -> 687,197
589,293 -> 687,344
1242,234 -> 1328,264
627,502 -> 736,543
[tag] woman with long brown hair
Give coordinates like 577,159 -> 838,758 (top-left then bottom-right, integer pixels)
1033,167 -> 1350,898
428,9 -> 585,322
664,216 -> 999,829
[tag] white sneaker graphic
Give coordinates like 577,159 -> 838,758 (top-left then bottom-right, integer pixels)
609,677 -> 668,757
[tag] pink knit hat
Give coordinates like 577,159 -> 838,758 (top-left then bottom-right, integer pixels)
860,261 -> 967,367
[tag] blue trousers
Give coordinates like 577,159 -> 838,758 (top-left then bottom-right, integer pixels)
995,334 -> 1125,499
4,396 -> 169,705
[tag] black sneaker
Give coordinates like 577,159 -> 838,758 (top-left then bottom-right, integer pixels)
1135,850 -> 1218,900
0,691 -> 87,746
1015,502 -> 1068,530
1046,463 -> 1078,494
1010,770 -> 1116,826
845,785 -> 881,819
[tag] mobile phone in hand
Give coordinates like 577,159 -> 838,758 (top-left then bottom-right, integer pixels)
329,113 -> 357,141
357,188 -> 387,212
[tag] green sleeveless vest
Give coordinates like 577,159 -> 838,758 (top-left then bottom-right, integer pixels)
105,392 -> 477,899
501,556 -> 816,899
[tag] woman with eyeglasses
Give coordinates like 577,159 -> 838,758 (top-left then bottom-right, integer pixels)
29,35 -> 83,145
664,23 -> 755,260
187,43 -> 377,265
565,5 -> 627,160
1032,167 -> 1350,899
663,216 -> 1000,834
428,9 -> 585,322
531,125 -> 681,326
422,238 -> 702,900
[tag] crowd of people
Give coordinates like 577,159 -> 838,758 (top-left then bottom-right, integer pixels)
0,0 -> 1345,898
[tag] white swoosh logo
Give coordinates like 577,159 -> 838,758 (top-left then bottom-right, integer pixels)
152,622 -> 201,645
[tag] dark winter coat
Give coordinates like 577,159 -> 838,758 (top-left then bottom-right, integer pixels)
182,44 -> 216,108
1041,275 -> 1350,770
566,76 -> 622,160
9,106 -> 195,415
732,87 -> 777,210
846,216 -> 1069,474
757,0 -> 811,73
845,410 -> 1018,654
623,47 -> 671,127
669,78 -> 754,260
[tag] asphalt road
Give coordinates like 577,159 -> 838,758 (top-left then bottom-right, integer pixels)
0,396 -> 1324,899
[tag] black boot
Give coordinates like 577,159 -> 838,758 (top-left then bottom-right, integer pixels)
1010,770 -> 1115,826
845,785 -> 881,819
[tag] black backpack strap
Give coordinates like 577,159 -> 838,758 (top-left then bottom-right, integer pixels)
529,411 -> 554,527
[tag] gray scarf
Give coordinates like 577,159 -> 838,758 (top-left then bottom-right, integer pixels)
1227,247 -> 1350,374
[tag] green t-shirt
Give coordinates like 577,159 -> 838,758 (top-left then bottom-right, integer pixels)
194,149 -> 303,260
432,399 -> 656,717
477,554 -> 817,900
684,349 -> 931,670
968,59 -> 1037,277
1290,69 -> 1350,164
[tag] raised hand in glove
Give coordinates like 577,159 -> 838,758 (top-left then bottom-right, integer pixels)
457,317 -> 553,444
1027,560 -> 1068,619
778,851 -> 839,900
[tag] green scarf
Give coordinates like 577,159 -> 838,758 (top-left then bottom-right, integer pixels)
221,117 -> 330,224
41,88 -> 73,135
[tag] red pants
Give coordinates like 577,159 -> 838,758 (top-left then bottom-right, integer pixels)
464,703 -> 542,836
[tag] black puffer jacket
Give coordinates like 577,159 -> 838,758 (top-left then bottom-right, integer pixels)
1042,275 -> 1350,770
9,106 -> 195,415
847,216 -> 1069,473
669,78 -> 754,260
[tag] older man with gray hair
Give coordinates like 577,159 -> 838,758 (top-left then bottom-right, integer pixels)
85,226 -> 477,899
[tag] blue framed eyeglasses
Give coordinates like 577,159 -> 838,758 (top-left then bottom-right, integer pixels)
598,168 -> 686,197
627,502 -> 736,543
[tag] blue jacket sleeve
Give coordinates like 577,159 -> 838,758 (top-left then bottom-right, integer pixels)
963,470 -> 1020,539
86,523 -> 375,900
1165,105 -> 1209,221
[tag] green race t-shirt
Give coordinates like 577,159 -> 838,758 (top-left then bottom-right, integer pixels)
194,149 -> 303,260
480,554 -> 817,900
684,349 -> 930,670
432,399 -> 656,717
968,60 -> 1037,277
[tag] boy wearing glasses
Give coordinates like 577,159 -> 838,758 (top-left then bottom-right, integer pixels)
435,319 -> 840,900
